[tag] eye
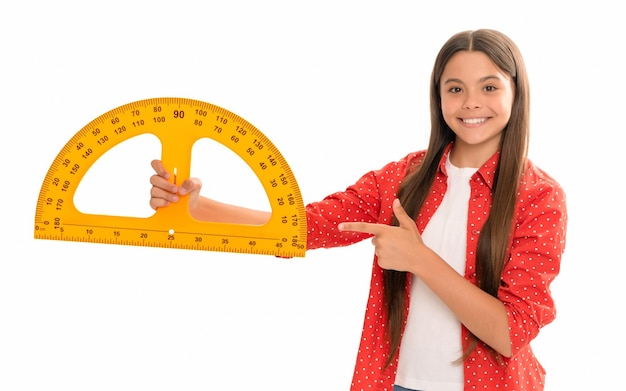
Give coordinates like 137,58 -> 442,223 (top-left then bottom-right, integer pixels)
484,85 -> 497,92
448,86 -> 462,93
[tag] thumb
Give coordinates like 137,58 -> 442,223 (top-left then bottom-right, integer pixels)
393,198 -> 415,229
179,178 -> 202,202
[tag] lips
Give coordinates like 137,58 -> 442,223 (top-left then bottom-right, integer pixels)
462,117 -> 488,125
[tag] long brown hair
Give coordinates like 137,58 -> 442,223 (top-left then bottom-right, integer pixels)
384,29 -> 530,366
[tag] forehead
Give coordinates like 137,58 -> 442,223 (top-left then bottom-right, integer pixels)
441,51 -> 509,82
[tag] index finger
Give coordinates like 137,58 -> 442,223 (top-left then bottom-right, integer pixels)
150,159 -> 170,179
338,221 -> 385,235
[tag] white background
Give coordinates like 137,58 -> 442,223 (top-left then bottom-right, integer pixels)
1,1 -> 623,390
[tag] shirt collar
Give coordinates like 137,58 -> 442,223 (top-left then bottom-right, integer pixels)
439,143 -> 500,190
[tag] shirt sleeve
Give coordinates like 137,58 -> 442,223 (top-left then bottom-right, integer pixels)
499,170 -> 568,355
305,155 -> 414,250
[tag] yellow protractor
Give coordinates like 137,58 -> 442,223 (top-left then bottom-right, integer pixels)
33,97 -> 306,258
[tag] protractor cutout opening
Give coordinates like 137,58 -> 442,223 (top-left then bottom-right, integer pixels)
73,135 -> 272,221
74,134 -> 160,218
190,138 -> 271,222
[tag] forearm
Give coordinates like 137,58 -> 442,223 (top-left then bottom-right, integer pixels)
191,196 -> 271,225
411,248 -> 512,357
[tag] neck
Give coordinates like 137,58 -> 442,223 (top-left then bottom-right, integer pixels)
449,142 -> 498,168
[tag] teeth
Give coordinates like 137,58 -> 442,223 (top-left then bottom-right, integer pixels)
463,118 -> 486,124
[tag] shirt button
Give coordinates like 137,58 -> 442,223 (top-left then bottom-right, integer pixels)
472,230 -> 480,235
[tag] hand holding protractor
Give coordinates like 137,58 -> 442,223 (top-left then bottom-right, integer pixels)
33,97 -> 307,258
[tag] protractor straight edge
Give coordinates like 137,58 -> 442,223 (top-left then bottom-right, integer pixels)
34,97 -> 307,258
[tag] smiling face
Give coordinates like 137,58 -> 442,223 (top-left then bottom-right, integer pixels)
440,50 -> 515,167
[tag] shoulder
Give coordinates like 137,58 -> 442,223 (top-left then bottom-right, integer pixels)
364,150 -> 428,176
520,160 -> 566,200
517,159 -> 568,220
352,150 -> 427,190
397,149 -> 428,174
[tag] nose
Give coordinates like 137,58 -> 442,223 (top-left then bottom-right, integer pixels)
463,90 -> 481,109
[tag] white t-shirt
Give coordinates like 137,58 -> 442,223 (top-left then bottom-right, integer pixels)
395,155 -> 477,391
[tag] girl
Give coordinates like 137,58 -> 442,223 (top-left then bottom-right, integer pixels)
149,29 -> 568,391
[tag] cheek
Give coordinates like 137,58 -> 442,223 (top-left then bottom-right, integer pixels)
500,87 -> 515,118
440,107 -> 458,129
487,91 -> 514,119
497,98 -> 515,120
440,98 -> 456,119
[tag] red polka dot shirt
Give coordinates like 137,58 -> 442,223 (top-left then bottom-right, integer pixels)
305,144 -> 568,390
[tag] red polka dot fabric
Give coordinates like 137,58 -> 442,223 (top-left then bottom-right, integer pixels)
305,144 -> 567,390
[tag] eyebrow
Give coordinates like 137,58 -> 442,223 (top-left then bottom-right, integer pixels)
443,75 -> 506,85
